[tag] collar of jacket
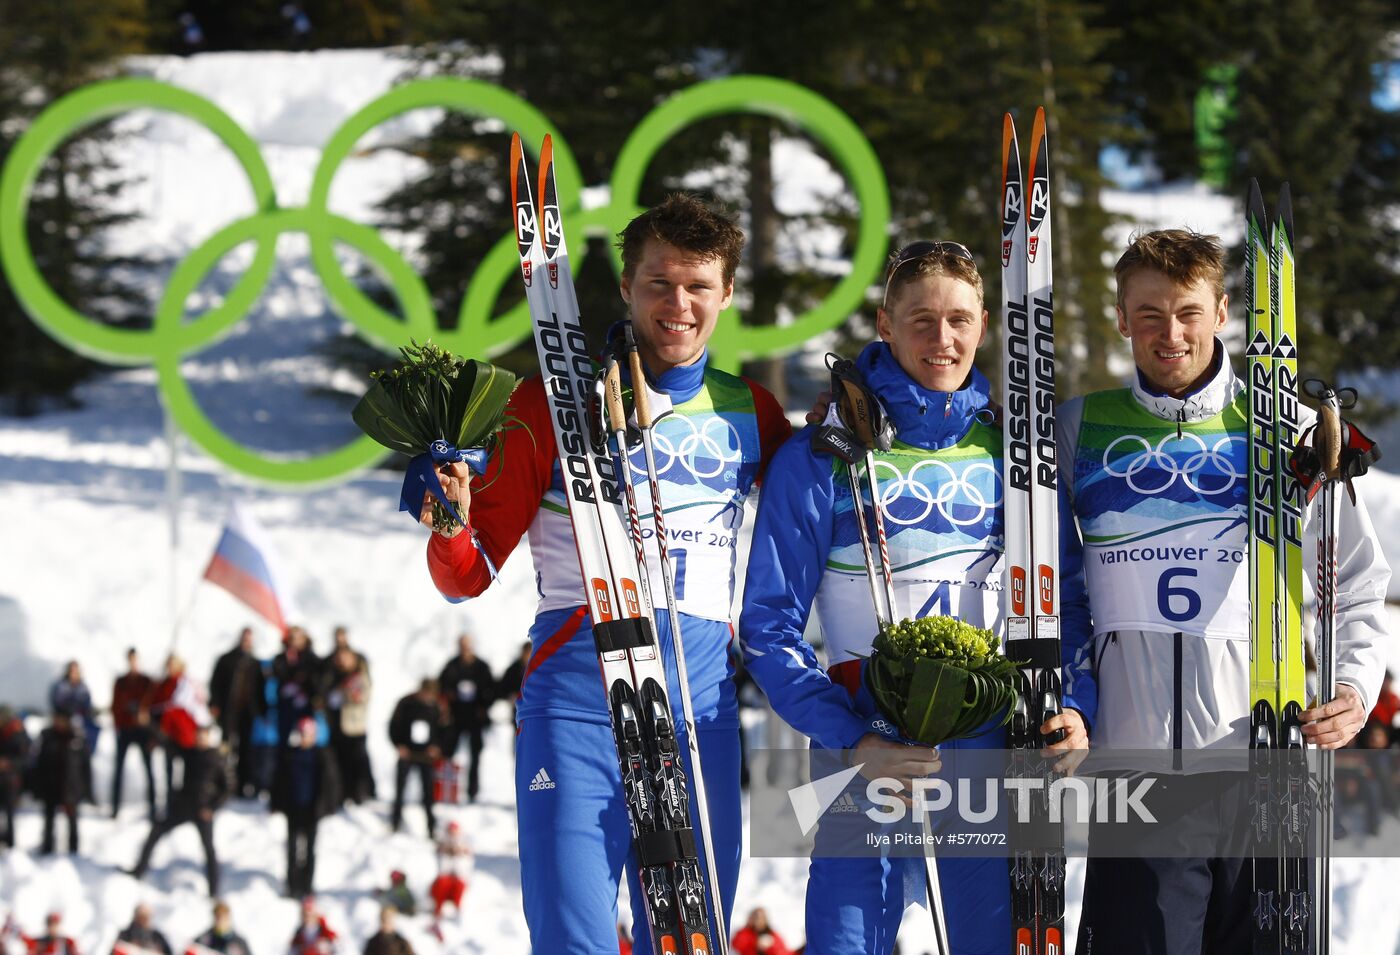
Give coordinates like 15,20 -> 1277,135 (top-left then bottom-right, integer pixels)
856,341 -> 993,450
607,320 -> 708,404
1130,338 -> 1242,423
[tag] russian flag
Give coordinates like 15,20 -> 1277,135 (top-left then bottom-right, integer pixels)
203,501 -> 293,630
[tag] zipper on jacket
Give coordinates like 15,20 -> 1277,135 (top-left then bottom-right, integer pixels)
1175,408 -> 1185,440
1094,630 -> 1119,670
944,393 -> 953,417
1172,631 -> 1184,771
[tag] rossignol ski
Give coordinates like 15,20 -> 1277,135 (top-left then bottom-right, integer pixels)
510,132 -> 722,955
1246,180 -> 1309,955
1000,107 -> 1066,955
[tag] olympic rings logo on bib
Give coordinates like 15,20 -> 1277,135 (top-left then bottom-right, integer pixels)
1102,432 -> 1246,497
0,76 -> 890,485
634,415 -> 743,481
871,459 -> 1003,528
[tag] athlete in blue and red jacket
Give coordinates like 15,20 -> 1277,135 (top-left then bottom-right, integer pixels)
423,195 -> 789,954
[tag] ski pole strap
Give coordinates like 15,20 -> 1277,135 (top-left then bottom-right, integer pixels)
826,353 -> 895,452
1288,417 -> 1381,505
634,828 -> 699,867
593,618 -> 654,653
811,401 -> 868,464
1296,378 -> 1383,504
1337,417 -> 1382,499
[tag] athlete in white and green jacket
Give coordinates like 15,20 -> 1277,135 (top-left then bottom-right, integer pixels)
1060,229 -> 1389,953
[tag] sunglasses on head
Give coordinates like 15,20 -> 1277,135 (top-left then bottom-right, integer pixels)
882,240 -> 975,309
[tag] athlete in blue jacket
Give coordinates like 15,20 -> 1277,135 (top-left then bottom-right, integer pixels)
739,241 -> 1096,955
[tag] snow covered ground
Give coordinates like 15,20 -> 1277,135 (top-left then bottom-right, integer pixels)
1,48 -> 1398,953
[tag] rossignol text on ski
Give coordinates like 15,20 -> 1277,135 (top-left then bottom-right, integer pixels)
1000,106 -> 1066,955
510,132 -> 725,955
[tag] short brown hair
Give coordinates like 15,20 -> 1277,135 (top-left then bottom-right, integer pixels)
1114,229 -> 1226,311
883,247 -> 984,311
616,194 -> 745,286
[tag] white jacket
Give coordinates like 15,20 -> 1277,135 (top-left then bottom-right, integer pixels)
1057,344 -> 1390,750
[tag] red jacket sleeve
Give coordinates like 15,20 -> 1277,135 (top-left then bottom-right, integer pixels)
427,377 -> 554,599
742,378 -> 793,481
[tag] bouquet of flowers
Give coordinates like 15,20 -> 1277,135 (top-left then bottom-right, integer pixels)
352,341 -> 518,531
864,615 -> 1021,746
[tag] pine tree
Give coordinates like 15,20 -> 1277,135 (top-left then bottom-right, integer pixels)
1093,0 -> 1238,183
358,0 -> 704,378
793,0 -> 1119,396
1225,0 -> 1400,384
0,0 -> 149,413
142,0 -> 430,52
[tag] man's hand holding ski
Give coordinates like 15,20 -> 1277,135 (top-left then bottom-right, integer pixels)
1300,684 -> 1366,750
1039,710 -> 1088,775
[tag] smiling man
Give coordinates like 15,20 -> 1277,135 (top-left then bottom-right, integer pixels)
420,194 -> 789,953
1058,229 -> 1390,953
738,240 -> 1093,954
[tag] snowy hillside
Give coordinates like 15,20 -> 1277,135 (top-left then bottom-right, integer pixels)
1,48 -> 1398,954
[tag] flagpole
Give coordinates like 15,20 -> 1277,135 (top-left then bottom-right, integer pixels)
165,406 -> 182,645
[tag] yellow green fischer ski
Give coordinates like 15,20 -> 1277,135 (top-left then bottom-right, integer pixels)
1247,179 -> 1310,955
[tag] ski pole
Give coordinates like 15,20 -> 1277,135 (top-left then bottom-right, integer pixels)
829,362 -> 898,625
861,453 -> 900,623
827,358 -> 951,951
601,355 -> 654,599
847,461 -> 894,626
862,449 -> 951,955
1313,382 -> 1344,955
624,327 -> 730,955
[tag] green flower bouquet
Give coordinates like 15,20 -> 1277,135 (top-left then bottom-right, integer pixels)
352,341 -> 518,531
864,615 -> 1021,745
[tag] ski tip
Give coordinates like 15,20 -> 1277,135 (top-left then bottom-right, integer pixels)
509,132 -> 522,200
1001,114 -> 1019,190
537,134 -> 555,217
1276,182 -> 1295,245
1028,108 -> 1048,182
1247,178 -> 1267,228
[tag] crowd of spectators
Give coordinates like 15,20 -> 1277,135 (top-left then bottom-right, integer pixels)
0,624 -> 527,954
2,901 -> 250,955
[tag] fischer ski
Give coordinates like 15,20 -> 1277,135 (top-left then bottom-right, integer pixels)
1247,180 -> 1310,955
510,133 -> 721,955
1000,107 -> 1066,955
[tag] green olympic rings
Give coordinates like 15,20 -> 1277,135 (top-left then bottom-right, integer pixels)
0,74 -> 890,486
0,79 -> 280,364
153,207 -> 435,483
305,78 -> 581,360
589,75 -> 890,372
